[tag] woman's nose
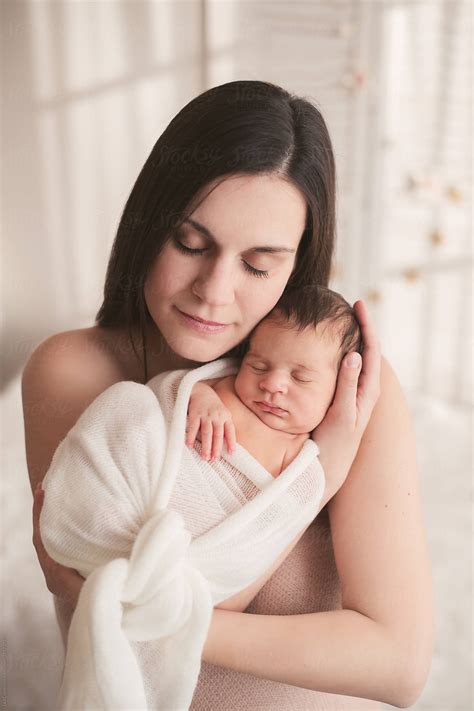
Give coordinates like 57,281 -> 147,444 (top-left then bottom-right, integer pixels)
259,372 -> 288,394
192,258 -> 236,306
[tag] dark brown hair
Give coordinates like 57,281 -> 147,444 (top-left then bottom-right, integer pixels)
95,80 -> 337,383
232,284 -> 362,370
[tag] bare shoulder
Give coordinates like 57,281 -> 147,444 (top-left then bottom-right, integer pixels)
327,355 -> 435,698
21,326 -> 134,494
23,324 -> 143,386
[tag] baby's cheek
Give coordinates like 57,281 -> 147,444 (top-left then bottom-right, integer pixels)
304,391 -> 327,422
233,370 -> 250,401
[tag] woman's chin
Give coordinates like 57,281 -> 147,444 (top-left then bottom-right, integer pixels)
169,336 -> 234,365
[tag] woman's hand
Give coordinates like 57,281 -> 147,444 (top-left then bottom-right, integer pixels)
312,299 -> 381,499
32,482 -> 85,609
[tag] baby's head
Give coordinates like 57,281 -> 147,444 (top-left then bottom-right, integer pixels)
233,285 -> 362,435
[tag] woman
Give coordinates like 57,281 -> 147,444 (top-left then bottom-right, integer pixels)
23,80 -> 434,708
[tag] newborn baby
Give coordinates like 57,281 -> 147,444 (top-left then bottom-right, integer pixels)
186,284 -> 362,478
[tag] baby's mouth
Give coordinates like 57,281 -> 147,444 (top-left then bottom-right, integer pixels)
255,401 -> 287,416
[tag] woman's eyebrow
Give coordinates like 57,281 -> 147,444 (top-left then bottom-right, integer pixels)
183,218 -> 297,254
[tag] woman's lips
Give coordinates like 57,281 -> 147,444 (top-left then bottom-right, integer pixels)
256,401 -> 287,415
176,307 -> 230,334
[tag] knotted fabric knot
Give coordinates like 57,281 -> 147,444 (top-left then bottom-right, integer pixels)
121,508 -> 197,642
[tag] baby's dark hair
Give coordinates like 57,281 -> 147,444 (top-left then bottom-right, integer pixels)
228,284 -> 362,369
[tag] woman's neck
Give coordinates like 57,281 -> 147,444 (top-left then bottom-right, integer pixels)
134,320 -> 203,378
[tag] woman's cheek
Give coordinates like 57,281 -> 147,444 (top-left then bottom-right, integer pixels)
244,283 -> 286,325
148,247 -> 195,298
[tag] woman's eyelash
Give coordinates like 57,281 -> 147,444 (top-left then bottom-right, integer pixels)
173,239 -> 270,279
242,263 -> 270,279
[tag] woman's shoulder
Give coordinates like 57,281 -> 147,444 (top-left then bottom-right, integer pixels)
22,325 -> 141,493
26,324 -> 143,384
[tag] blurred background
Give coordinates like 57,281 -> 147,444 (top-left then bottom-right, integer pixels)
1,0 -> 472,708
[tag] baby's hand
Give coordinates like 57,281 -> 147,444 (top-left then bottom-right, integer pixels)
186,383 -> 236,461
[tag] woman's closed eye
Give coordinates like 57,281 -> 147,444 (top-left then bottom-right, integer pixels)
172,239 -> 270,279
174,240 -> 270,279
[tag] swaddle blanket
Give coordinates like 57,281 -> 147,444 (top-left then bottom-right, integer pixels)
40,356 -> 325,710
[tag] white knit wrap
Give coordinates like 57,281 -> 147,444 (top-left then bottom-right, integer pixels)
40,357 -> 325,710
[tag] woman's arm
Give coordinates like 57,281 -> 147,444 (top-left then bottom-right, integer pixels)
200,357 -> 435,709
23,331 -> 123,605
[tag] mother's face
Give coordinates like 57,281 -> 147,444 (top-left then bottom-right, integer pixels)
144,174 -> 307,363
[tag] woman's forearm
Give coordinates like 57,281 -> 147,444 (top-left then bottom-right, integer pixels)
202,608 -> 412,708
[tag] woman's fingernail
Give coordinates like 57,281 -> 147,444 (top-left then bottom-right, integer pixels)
346,353 -> 361,368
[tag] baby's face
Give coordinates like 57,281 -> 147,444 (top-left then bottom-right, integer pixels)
234,318 -> 340,435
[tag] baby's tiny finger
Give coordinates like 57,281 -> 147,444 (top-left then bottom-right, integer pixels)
211,424 -> 224,460
224,421 -> 237,453
200,419 -> 213,460
185,417 -> 200,447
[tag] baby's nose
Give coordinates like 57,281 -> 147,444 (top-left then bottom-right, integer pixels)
259,372 -> 288,393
